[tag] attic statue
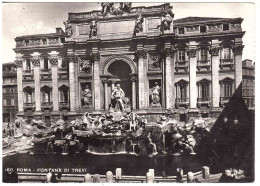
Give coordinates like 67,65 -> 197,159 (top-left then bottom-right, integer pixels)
133,14 -> 144,36
63,20 -> 73,37
89,18 -> 98,38
160,9 -> 175,34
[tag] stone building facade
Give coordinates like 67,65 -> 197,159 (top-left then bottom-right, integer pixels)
242,59 -> 255,110
13,3 -> 245,123
2,62 -> 18,122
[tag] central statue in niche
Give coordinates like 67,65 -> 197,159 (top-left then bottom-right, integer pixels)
111,84 -> 125,112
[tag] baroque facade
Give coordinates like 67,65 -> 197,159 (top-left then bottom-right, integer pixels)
2,62 -> 18,122
14,3 -> 245,123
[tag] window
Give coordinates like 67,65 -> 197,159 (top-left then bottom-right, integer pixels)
42,92 -> 51,102
42,39 -> 47,45
223,24 -> 229,31
3,99 -> 7,106
24,91 -> 33,103
11,99 -> 14,106
223,48 -> 231,59
224,83 -> 233,97
180,85 -> 187,99
201,84 -> 210,98
200,49 -> 207,61
200,26 -> 206,33
178,50 -> 186,61
44,58 -> 49,69
41,86 -> 52,103
26,59 -> 31,70
178,27 -> 184,34
59,89 -> 69,102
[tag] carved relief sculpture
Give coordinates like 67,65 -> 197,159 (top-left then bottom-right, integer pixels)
79,57 -> 91,73
89,17 -> 98,38
133,14 -> 144,36
82,85 -> 92,107
160,9 -> 175,34
149,82 -> 161,106
148,53 -> 161,71
63,20 -> 73,38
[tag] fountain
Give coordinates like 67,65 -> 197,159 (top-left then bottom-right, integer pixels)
148,132 -> 158,156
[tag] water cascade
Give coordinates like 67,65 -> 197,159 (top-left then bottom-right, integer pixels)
148,133 -> 158,155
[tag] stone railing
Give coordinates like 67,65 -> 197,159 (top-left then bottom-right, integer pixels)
10,166 -> 214,183
175,98 -> 189,108
197,60 -> 211,71
219,59 -> 234,69
197,97 -> 211,108
175,61 -> 189,72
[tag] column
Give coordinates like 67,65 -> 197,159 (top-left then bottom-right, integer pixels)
111,80 -> 115,90
103,79 -> 109,110
15,59 -> 24,113
188,48 -> 198,110
49,55 -> 59,112
131,76 -> 137,110
233,45 -> 244,89
210,47 -> 220,108
136,50 -> 147,109
163,48 -> 174,109
68,54 -> 77,112
91,53 -> 101,110
31,55 -> 41,112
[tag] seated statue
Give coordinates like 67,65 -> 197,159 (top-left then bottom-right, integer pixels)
111,84 -> 125,112
149,82 -> 161,106
82,85 -> 92,107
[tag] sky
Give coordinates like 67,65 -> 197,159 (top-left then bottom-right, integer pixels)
2,2 -> 255,62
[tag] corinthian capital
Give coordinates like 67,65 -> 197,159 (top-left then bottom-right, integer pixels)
209,47 -> 220,56
232,45 -> 244,55
135,50 -> 147,59
187,48 -> 197,58
31,58 -> 41,66
90,52 -> 100,61
162,48 -> 174,57
49,57 -> 59,66
67,54 -> 78,63
15,60 -> 23,68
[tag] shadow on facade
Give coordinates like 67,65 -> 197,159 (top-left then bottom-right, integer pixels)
208,83 -> 254,181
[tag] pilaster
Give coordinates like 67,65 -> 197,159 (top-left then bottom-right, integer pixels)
31,54 -> 41,112
15,59 -> 24,113
233,45 -> 244,89
135,50 -> 147,109
210,47 -> 220,108
187,47 -> 198,111
49,52 -> 59,112
68,53 -> 77,112
162,47 -> 174,109
91,52 -> 101,110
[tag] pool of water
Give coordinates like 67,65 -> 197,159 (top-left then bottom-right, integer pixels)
3,152 -> 204,176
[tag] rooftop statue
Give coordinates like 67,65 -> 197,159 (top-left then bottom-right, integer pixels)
101,2 -> 132,17
89,17 -> 98,38
133,14 -> 144,36
63,20 -> 73,38
160,9 -> 175,34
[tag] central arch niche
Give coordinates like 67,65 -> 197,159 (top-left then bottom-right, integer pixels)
107,60 -> 132,100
